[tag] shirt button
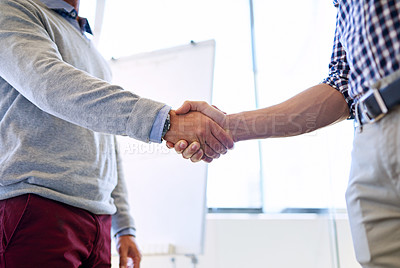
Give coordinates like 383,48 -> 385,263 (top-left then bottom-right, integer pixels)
70,10 -> 77,18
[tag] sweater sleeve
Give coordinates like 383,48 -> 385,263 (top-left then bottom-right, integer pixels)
111,136 -> 136,237
0,0 -> 165,142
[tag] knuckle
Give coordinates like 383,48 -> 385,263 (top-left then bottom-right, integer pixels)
202,157 -> 210,163
212,143 -> 223,154
205,150 -> 219,159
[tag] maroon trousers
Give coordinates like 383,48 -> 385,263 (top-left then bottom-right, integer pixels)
0,194 -> 111,268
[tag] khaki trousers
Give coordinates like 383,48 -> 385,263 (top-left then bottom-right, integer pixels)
347,72 -> 400,268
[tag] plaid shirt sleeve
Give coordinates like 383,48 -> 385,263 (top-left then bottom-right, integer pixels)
321,12 -> 354,115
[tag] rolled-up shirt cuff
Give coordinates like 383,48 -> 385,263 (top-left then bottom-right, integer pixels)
115,227 -> 137,238
149,105 -> 171,143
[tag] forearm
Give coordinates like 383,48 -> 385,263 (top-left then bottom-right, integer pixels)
226,84 -> 350,141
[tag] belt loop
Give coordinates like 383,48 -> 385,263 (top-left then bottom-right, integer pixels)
354,102 -> 363,133
355,120 -> 363,133
372,87 -> 388,114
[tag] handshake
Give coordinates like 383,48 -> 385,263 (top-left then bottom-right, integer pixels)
162,84 -> 345,163
163,100 -> 236,163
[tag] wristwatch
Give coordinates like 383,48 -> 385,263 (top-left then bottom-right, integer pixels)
161,113 -> 171,141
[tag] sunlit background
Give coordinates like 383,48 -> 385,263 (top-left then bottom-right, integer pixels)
80,0 -> 353,214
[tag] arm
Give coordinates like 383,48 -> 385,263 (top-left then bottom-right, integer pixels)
171,84 -> 349,157
0,1 -> 230,159
177,84 -> 349,141
226,83 -> 349,141
225,8 -> 350,140
172,9 -> 352,158
0,0 -> 164,141
224,8 -> 351,140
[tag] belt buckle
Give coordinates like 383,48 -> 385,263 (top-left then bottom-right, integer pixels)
358,88 -> 388,124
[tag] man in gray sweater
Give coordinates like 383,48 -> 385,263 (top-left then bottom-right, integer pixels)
0,0 -> 234,267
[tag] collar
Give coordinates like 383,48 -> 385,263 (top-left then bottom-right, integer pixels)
39,0 -> 76,15
333,0 -> 339,7
38,0 -> 92,35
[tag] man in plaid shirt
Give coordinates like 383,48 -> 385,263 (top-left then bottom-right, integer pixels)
171,1 -> 400,266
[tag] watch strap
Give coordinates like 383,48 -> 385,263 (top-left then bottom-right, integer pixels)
161,113 -> 171,140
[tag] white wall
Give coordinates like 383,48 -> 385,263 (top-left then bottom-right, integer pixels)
112,213 -> 361,268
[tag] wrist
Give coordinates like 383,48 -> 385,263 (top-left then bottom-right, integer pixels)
162,110 -> 176,142
225,112 -> 258,142
161,113 -> 171,141
225,114 -> 239,142
115,228 -> 136,238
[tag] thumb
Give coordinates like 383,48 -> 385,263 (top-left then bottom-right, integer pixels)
212,105 -> 227,114
175,101 -> 193,115
176,101 -> 226,126
166,141 -> 175,149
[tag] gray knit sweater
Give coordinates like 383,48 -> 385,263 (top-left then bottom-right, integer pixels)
0,0 -> 165,235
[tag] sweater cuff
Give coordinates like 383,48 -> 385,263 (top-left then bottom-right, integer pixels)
149,105 -> 171,143
115,227 -> 136,238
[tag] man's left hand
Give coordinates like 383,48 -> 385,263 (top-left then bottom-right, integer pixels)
116,235 -> 142,268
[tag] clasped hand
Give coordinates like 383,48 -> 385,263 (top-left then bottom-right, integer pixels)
164,101 -> 233,163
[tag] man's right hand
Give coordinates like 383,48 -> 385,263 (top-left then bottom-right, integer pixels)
163,110 -> 234,160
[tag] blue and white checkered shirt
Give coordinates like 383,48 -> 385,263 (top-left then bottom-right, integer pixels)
322,0 -> 400,114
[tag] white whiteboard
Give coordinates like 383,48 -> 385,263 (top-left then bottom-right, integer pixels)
109,40 -> 215,255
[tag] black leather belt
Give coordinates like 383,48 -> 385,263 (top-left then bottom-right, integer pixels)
355,76 -> 400,126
